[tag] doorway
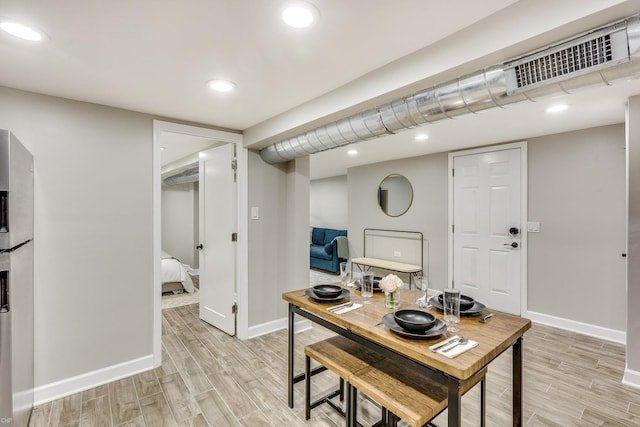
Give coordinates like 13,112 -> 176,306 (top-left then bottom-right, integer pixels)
152,121 -> 247,367
448,142 -> 527,315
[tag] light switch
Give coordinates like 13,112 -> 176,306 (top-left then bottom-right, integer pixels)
251,206 -> 259,220
527,222 -> 540,233
394,251 -> 402,257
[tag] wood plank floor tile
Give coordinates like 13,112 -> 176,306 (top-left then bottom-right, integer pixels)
81,395 -> 111,427
582,407 -> 640,426
82,384 -> 109,403
155,345 -> 179,379
163,332 -> 213,395
194,390 -> 241,427
158,372 -> 202,422
28,401 -> 52,427
133,369 -> 162,399
172,323 -> 220,377
109,378 -> 142,426
175,413 -> 209,427
138,392 -> 177,427
113,416 -> 145,427
204,370 -> 261,420
49,392 -> 82,426
236,410 -> 274,427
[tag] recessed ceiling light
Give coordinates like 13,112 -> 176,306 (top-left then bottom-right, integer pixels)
282,3 -> 318,28
546,104 -> 569,113
0,20 -> 43,41
207,79 -> 236,92
415,134 -> 429,141
347,149 -> 358,156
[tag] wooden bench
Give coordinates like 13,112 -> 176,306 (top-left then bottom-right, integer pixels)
305,335 -> 486,427
351,359 -> 487,427
304,335 -> 386,423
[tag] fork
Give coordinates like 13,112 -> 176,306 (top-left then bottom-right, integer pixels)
442,337 -> 469,353
479,313 -> 494,323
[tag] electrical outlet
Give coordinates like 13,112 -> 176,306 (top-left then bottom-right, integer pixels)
394,251 -> 401,257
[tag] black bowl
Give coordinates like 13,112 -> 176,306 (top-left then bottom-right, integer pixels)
437,294 -> 475,311
312,284 -> 343,298
393,309 -> 436,333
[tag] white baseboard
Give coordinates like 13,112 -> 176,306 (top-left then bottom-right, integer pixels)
525,310 -> 625,344
623,368 -> 640,389
33,354 -> 154,406
246,317 -> 312,339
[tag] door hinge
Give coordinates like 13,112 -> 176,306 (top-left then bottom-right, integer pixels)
452,280 -> 454,287
232,302 -> 238,314
231,232 -> 237,242
452,224 -> 455,233
452,168 -> 455,176
232,158 -> 237,183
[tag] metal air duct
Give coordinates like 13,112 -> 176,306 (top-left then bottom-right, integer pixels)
260,15 -> 640,164
163,166 -> 198,186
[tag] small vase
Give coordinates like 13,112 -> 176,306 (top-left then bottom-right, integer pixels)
385,290 -> 400,309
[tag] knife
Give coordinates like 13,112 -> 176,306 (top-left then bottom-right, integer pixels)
328,302 -> 353,312
431,337 -> 459,352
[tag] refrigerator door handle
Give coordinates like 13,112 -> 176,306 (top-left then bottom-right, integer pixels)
0,270 -> 8,313
0,191 -> 7,233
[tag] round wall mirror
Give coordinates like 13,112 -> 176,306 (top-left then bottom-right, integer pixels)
377,174 -> 413,217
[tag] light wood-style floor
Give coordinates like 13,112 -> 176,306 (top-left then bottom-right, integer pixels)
29,302 -> 640,426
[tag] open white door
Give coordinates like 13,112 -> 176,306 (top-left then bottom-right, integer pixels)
198,143 -> 236,335
450,144 -> 526,315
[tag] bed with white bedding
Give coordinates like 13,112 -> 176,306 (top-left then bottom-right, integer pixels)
161,250 -> 195,293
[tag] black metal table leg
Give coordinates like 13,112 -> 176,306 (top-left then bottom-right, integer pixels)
513,336 -> 523,426
481,376 -> 486,427
447,376 -> 462,427
288,303 -> 295,408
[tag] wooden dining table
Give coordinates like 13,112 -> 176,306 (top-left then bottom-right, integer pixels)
283,286 -> 531,427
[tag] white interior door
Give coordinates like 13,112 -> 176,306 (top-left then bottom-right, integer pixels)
451,146 -> 524,315
199,143 -> 236,335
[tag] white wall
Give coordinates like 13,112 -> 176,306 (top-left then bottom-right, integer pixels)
161,182 -> 198,268
349,153 -> 449,288
247,152 -> 309,331
0,86 -> 154,391
527,125 -> 626,331
310,175 -> 348,229
625,97 -> 640,385
347,124 -> 627,336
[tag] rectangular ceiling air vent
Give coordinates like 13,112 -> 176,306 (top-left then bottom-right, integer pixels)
504,24 -> 630,94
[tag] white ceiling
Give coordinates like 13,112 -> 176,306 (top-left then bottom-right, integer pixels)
2,0 -> 640,179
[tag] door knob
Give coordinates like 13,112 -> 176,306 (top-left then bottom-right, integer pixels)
196,244 -> 203,250
504,242 -> 518,248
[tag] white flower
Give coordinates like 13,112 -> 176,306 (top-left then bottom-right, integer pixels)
379,274 -> 403,294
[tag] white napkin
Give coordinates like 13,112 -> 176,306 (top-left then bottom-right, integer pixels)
328,303 -> 363,315
429,335 -> 478,358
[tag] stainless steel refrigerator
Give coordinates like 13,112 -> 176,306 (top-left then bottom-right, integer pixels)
0,130 -> 34,427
